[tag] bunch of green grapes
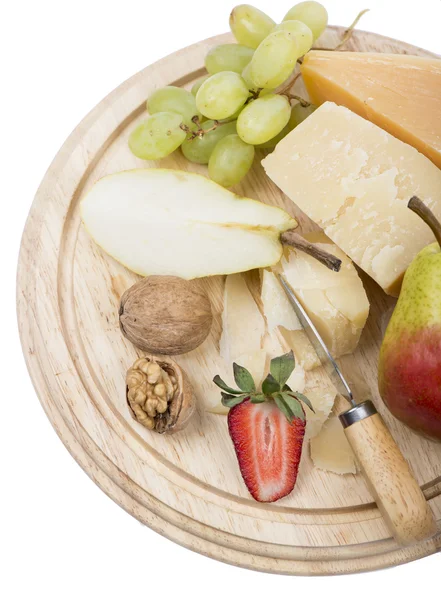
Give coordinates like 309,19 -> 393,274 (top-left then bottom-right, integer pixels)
128,2 -> 328,187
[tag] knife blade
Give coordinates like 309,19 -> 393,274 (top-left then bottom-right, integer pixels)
277,274 -> 355,407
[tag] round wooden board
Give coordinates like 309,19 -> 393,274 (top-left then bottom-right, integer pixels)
18,27 -> 441,575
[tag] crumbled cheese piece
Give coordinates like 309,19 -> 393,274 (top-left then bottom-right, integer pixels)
310,415 -> 357,474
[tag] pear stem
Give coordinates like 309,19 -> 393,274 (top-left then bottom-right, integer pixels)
408,196 -> 441,249
281,231 -> 342,272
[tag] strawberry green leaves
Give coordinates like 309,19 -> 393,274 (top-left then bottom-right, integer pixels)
289,391 -> 314,413
261,373 -> 280,395
233,363 -> 256,393
249,393 -> 266,403
214,364 -> 256,408
221,392 -> 250,408
275,392 -> 306,423
261,351 -> 297,396
270,351 -> 295,388
214,350 -> 313,419
213,375 -> 242,395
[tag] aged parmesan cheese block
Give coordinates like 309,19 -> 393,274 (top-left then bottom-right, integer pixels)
310,415 -> 357,474
301,51 -> 441,169
281,232 -> 369,357
262,102 -> 441,296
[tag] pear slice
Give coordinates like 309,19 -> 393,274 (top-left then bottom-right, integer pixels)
81,169 -> 297,280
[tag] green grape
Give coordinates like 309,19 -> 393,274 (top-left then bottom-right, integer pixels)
241,63 -> 259,91
256,102 -> 313,148
254,101 -> 316,149
283,1 -> 328,41
229,4 -> 276,49
228,106 -> 246,120
191,76 -> 210,96
196,71 -> 249,120
181,120 -> 237,164
128,112 -> 186,160
249,30 -> 299,89
255,122 -> 292,149
241,65 -> 274,97
147,86 -> 202,127
237,94 -> 291,145
209,134 -> 255,187
289,101 -> 317,128
242,67 -> 275,98
205,44 -> 254,75
273,19 -> 313,56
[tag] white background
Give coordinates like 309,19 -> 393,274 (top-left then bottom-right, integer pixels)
2,0 -> 440,598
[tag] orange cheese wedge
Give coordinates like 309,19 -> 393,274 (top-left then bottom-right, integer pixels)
301,51 -> 441,169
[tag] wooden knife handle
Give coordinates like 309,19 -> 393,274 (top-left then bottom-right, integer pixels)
341,402 -> 437,545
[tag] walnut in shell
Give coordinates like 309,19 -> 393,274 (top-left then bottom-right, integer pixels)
126,355 -> 194,434
119,276 -> 213,355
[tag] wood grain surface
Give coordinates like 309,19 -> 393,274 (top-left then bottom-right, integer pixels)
17,26 -> 441,575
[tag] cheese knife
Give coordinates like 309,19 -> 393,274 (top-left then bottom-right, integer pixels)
278,274 -> 437,545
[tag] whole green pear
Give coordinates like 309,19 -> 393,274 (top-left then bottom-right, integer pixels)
378,198 -> 441,441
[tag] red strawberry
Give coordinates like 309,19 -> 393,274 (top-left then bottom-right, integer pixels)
214,351 -> 310,502
227,399 -> 305,503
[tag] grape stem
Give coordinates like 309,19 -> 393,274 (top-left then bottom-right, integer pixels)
275,70 -> 310,106
276,72 -> 302,96
248,89 -> 262,101
284,94 -> 311,107
334,8 -> 370,50
181,117 -> 235,141
281,231 -> 342,272
312,9 -> 370,52
196,121 -> 220,136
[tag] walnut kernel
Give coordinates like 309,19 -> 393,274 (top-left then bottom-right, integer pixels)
126,355 -> 194,434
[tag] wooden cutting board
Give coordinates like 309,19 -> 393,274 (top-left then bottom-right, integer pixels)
17,26 -> 441,575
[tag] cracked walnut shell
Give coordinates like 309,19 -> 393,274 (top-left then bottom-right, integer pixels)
126,355 -> 194,434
